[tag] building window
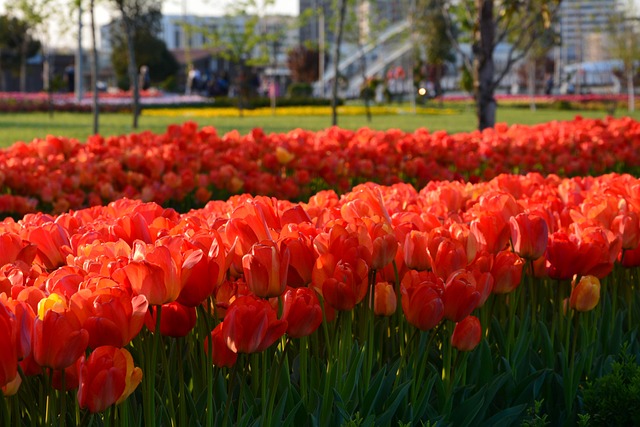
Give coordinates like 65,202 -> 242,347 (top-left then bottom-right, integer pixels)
174,29 -> 181,48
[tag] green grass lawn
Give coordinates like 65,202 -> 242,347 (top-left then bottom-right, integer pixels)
1,105 -> 639,148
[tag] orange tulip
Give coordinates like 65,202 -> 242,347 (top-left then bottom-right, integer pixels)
569,275 -> 600,312
403,230 -> 431,271
451,316 -> 482,352
77,346 -> 142,413
374,282 -> 397,316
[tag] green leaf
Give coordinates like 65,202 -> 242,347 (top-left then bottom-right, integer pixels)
478,403 -> 528,427
374,381 -> 411,427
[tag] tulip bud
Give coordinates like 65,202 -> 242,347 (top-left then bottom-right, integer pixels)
373,282 -> 397,316
281,287 -> 323,338
569,275 -> 600,312
403,231 -> 430,271
451,316 -> 482,352
509,213 -> 549,260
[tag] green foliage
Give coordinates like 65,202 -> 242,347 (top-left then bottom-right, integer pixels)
286,82 -> 314,98
0,14 -> 41,76
109,7 -> 178,90
583,350 -> 640,426
520,400 -> 549,427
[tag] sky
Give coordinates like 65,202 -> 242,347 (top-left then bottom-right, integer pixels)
0,0 -> 300,49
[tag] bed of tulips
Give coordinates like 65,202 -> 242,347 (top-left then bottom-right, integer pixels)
1,116 -> 640,218
1,167 -> 640,425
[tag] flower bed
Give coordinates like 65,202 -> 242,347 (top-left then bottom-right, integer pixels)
1,168 -> 640,424
0,117 -> 639,218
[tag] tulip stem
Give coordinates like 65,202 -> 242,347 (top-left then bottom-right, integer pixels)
264,339 -> 291,427
299,336 -> 309,407
1,393 -> 9,427
222,357 -> 240,427
177,339 -> 187,427
145,305 -> 162,427
59,369 -> 66,427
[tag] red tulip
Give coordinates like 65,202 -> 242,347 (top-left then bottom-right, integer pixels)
281,287 -> 323,338
222,295 -> 287,354
0,302 -> 18,388
3,299 -> 34,361
279,236 -> 316,287
28,222 -> 71,269
491,251 -> 525,294
612,211 -> 640,250
451,316 -> 482,351
428,231 -> 469,280
242,240 -> 289,298
509,213 -> 548,260
400,271 -> 444,331
33,294 -> 89,370
178,231 -> 230,307
311,253 -> 369,311
75,286 -> 148,349
77,346 -> 142,413
443,270 -> 480,322
145,301 -> 197,338
205,323 -> 238,368
112,239 -> 182,305
369,222 -> 398,270
470,213 -> 510,254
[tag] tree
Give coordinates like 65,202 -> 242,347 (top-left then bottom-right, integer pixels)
0,15 -> 40,91
89,0 -> 100,134
197,0 -> 282,116
110,0 -> 169,128
443,0 -> 561,130
287,45 -> 320,83
607,0 -> 640,112
330,0 -> 348,126
416,0 -> 456,101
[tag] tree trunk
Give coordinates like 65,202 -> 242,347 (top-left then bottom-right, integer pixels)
330,0 -> 348,127
90,0 -> 100,134
473,0 -> 496,130
119,6 -> 140,129
358,41 -> 372,123
0,53 -> 5,92
19,40 -> 27,92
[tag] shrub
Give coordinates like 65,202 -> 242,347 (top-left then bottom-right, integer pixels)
583,350 -> 640,426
